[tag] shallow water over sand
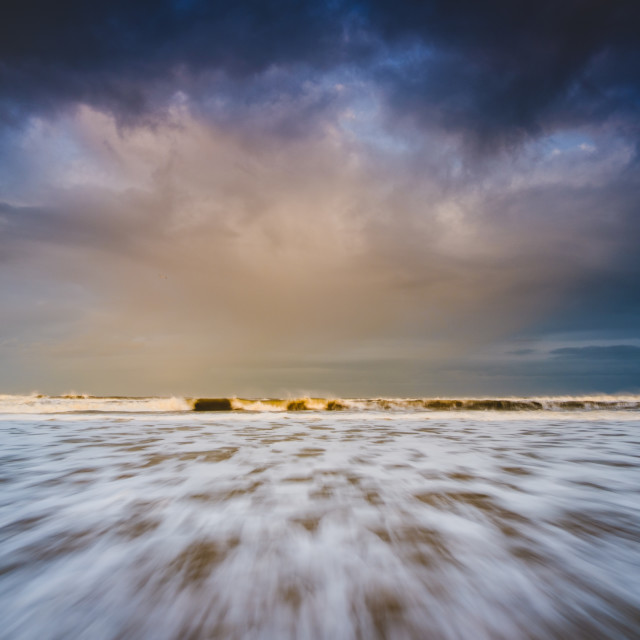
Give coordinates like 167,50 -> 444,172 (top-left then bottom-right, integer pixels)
1,410 -> 639,639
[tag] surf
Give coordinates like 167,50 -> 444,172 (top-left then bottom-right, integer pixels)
1,393 -> 639,414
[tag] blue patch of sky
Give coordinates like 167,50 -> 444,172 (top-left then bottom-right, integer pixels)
541,130 -> 596,155
326,67 -> 415,153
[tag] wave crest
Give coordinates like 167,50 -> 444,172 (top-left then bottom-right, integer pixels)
1,394 -> 639,414
190,396 -> 640,412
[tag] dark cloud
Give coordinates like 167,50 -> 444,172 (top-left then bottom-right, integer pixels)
0,0 -> 350,125
2,1 -> 639,146
372,0 -> 640,150
551,345 -> 640,360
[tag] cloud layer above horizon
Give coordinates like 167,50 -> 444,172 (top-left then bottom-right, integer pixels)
1,0 -> 639,395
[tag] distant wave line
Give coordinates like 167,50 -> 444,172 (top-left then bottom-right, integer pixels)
1,394 -> 640,414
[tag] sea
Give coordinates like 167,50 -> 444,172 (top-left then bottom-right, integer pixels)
1,394 -> 639,639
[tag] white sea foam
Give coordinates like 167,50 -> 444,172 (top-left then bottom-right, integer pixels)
0,394 -> 191,414
1,410 -> 639,639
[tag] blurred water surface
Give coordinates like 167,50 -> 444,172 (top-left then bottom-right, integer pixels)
1,410 -> 639,639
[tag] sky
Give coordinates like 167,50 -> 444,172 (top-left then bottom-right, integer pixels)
1,0 -> 639,397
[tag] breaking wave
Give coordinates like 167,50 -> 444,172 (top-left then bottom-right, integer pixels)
1,393 -> 639,414
193,395 -> 640,412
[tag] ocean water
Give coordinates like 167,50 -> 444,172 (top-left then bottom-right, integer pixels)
1,396 -> 639,639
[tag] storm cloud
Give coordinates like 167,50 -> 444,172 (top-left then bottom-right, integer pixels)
3,1 -> 639,139
0,1 -> 639,394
